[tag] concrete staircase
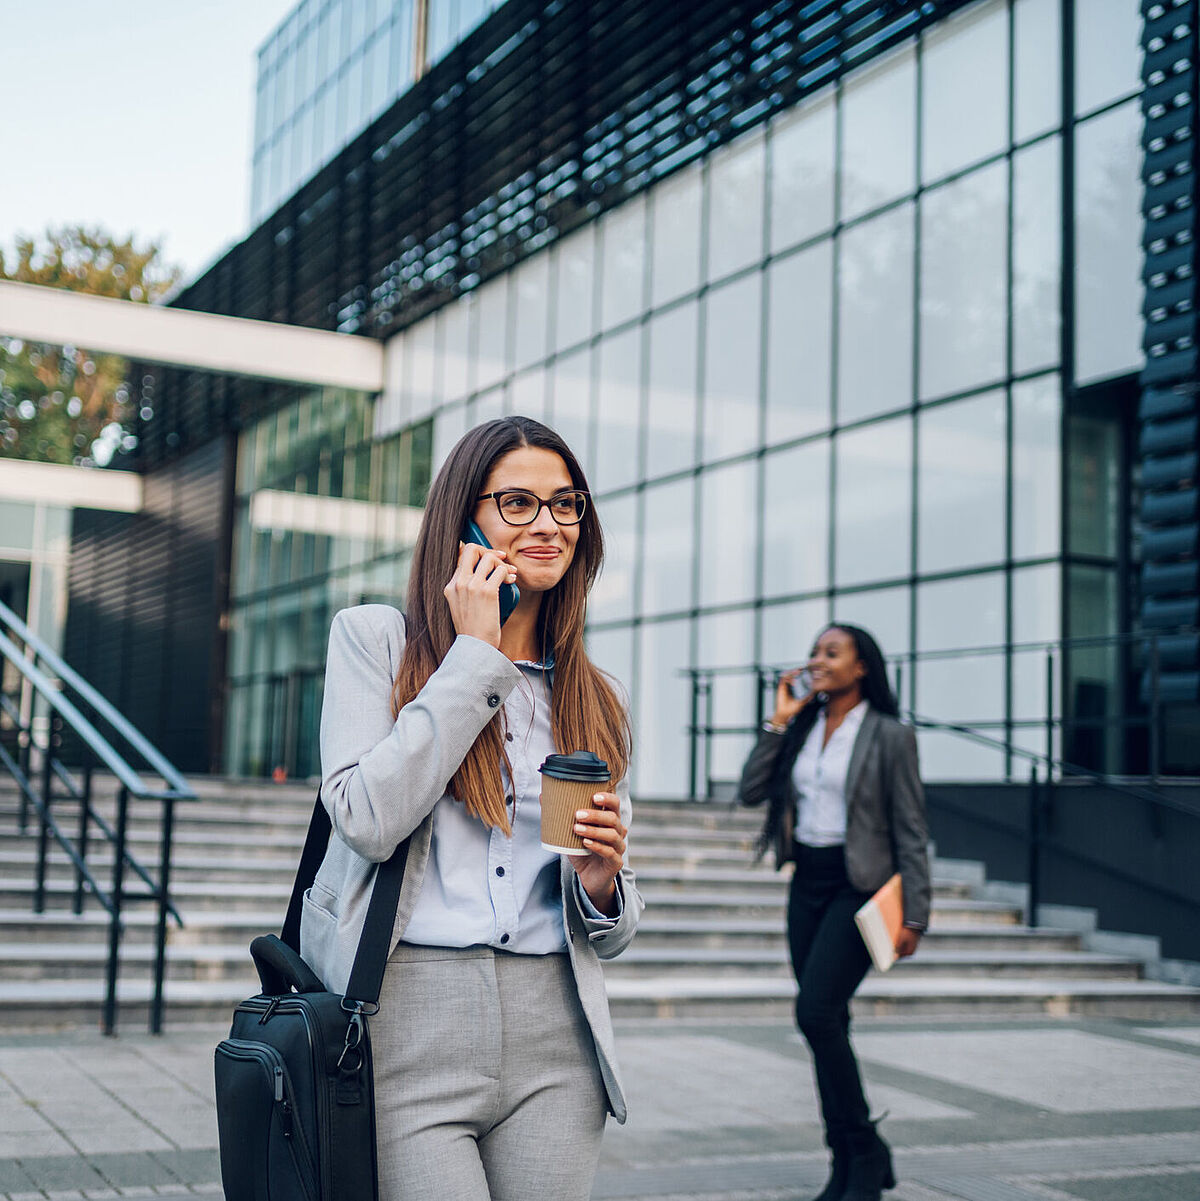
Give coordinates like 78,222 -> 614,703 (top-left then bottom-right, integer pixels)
1,778 -> 1198,1029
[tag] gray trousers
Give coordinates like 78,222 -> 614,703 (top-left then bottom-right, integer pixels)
371,942 -> 608,1200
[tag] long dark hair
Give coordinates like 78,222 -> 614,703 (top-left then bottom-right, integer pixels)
754,621 -> 897,860
391,416 -> 630,832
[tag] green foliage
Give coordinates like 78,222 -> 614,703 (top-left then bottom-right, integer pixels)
0,227 -> 182,465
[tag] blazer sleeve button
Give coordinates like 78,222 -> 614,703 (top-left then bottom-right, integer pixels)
487,693 -> 501,708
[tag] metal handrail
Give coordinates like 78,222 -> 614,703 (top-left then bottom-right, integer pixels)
0,599 -> 196,1035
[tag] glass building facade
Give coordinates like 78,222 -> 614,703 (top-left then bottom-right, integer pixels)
217,0 -> 1149,791
252,0 -> 507,222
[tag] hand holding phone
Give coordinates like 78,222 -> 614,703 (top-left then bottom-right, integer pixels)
460,520 -> 520,626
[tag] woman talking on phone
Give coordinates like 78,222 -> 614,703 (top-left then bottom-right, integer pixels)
301,416 -> 641,1200
737,624 -> 930,1201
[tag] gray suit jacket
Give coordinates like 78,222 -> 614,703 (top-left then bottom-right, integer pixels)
737,706 -> 931,929
299,604 -> 643,1122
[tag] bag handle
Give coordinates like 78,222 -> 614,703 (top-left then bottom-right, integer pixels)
278,791 -> 410,1009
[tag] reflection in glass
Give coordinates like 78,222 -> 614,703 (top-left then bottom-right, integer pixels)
554,227 -> 596,352
635,618 -> 692,797
650,164 -> 702,308
762,441 -> 830,598
645,302 -> 699,479
1075,0 -> 1142,116
593,327 -> 643,495
770,91 -> 835,253
699,460 -> 757,607
921,1 -> 1008,183
834,416 -> 912,587
589,493 -> 637,623
639,477 -> 695,617
600,197 -> 647,332
837,204 -> 914,423
707,130 -> 766,282
703,275 -> 761,460
1013,138 -> 1061,373
1012,376 -> 1061,559
1014,0 -> 1061,142
917,391 -> 1006,574
1075,101 -> 1144,384
915,571 -> 1005,728
550,347 -> 594,477
1068,413 -> 1121,558
766,240 -> 833,443
841,44 -> 916,221
475,276 -> 508,392
919,162 -> 1007,400
512,253 -> 550,369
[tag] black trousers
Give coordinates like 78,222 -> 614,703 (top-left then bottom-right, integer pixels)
787,843 -> 874,1145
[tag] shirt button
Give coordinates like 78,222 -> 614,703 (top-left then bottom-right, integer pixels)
495,866 -> 505,877
487,693 -> 500,708
505,732 -> 513,742
500,933 -> 510,944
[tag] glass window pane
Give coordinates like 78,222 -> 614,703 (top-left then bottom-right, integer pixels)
919,162 -> 1007,401
703,275 -> 761,460
471,385 -> 504,428
921,0 -> 1008,184
840,43 -> 916,221
1012,375 -> 1061,559
409,317 -> 438,419
550,347 -> 594,478
1012,563 -> 1061,722
707,130 -> 765,282
439,296 -> 471,403
599,196 -> 647,331
635,618 -> 693,797
475,276 -> 508,392
1014,0 -> 1061,142
762,441 -> 830,598
1074,101 -> 1144,385
650,163 -> 703,308
769,90 -> 835,253
392,3 -> 414,92
586,626 -> 634,714
834,416 -> 912,587
1068,412 -> 1121,558
432,401 -> 468,475
640,477 -> 695,617
832,586 -> 912,667
699,461 -> 757,607
593,327 -> 643,495
766,240 -> 833,443
1013,137 -> 1062,374
513,253 -> 550,369
917,391 -> 1007,574
510,368 -> 548,423
697,608 -> 757,782
761,597 -> 830,668
1075,0 -> 1142,116
589,493 -> 637,623
837,203 -> 914,422
554,227 -> 596,352
916,571 -> 1005,732
645,301 -> 698,479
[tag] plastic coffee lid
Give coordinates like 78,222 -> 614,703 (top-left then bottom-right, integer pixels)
539,750 -> 609,781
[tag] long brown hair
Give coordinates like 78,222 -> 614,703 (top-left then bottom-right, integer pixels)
391,416 -> 631,832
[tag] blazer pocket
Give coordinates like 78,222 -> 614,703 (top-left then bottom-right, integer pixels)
304,878 -> 339,920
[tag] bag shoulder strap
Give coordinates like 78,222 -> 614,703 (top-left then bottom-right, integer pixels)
280,791 -> 410,1009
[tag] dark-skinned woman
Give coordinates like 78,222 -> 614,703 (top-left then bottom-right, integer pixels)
737,624 -> 930,1201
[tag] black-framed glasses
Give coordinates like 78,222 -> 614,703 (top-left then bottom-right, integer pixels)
476,488 -> 589,526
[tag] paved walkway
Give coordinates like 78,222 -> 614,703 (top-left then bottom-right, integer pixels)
1,1015 -> 1198,1200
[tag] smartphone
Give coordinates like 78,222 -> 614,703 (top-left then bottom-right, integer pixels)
461,519 -> 520,625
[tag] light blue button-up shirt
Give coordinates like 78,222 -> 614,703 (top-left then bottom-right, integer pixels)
401,657 -> 617,953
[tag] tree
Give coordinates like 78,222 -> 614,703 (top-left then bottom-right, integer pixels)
0,227 -> 182,465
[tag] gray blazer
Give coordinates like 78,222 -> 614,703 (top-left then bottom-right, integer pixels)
299,604 -> 643,1122
737,706 -> 931,929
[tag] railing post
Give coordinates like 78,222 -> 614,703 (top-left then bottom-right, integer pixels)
703,678 -> 715,801
1027,762 -> 1041,928
893,660 -> 903,712
755,668 -> 767,730
103,785 -> 130,1036
150,797 -> 176,1035
34,718 -> 56,914
1045,648 -> 1055,781
688,672 -> 700,800
74,759 -> 94,915
1149,632 -> 1161,785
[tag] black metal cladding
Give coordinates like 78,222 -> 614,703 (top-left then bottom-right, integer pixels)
1139,0 -> 1200,700
147,0 -> 976,469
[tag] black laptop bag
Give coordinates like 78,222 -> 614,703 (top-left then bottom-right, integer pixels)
214,797 -> 408,1201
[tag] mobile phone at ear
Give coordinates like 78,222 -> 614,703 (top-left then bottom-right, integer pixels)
461,519 -> 520,625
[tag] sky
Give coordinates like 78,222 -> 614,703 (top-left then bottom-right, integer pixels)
0,0 -> 297,285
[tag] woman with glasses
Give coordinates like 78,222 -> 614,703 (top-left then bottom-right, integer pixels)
737,624 -> 930,1201
302,416 -> 642,1200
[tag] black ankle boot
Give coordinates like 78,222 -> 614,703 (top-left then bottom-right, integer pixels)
840,1124 -> 895,1201
808,1134 -> 848,1201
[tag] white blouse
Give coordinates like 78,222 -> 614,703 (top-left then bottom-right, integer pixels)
791,700 -> 869,847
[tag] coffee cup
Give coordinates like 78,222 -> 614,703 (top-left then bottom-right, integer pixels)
538,750 -> 610,855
